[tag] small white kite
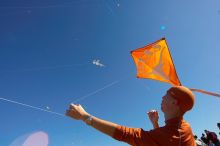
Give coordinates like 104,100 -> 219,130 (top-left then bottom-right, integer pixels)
92,59 -> 105,67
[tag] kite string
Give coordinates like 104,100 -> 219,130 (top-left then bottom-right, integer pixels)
73,80 -> 120,103
3,63 -> 91,73
0,0 -> 86,9
0,76 -> 130,117
0,97 -> 65,117
73,75 -> 131,103
102,0 -> 114,15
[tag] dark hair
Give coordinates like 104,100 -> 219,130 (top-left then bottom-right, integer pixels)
217,123 -> 220,127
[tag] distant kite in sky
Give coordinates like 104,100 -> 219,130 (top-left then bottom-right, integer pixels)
92,59 -> 105,67
160,26 -> 166,30
131,38 -> 220,97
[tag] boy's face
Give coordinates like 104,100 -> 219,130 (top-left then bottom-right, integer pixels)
161,93 -> 179,114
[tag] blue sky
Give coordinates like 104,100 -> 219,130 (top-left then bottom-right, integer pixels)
0,0 -> 220,146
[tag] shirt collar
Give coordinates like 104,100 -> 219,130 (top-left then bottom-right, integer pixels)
165,116 -> 183,125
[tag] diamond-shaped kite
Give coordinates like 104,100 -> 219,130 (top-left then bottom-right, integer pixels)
131,38 -> 220,97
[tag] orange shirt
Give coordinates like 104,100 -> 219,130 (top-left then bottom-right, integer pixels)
113,117 -> 196,146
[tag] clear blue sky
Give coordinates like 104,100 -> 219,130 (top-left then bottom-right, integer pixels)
0,0 -> 220,146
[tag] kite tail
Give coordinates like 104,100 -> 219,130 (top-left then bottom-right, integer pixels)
190,88 -> 220,98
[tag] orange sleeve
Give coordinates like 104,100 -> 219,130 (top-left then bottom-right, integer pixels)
112,120 -> 196,146
112,125 -> 158,146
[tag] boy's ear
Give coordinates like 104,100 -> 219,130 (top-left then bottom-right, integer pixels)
172,99 -> 178,105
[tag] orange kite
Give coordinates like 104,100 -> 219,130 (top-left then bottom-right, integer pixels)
131,38 -> 220,97
131,38 -> 181,86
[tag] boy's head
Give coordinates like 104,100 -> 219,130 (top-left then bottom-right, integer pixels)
162,86 -> 195,115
